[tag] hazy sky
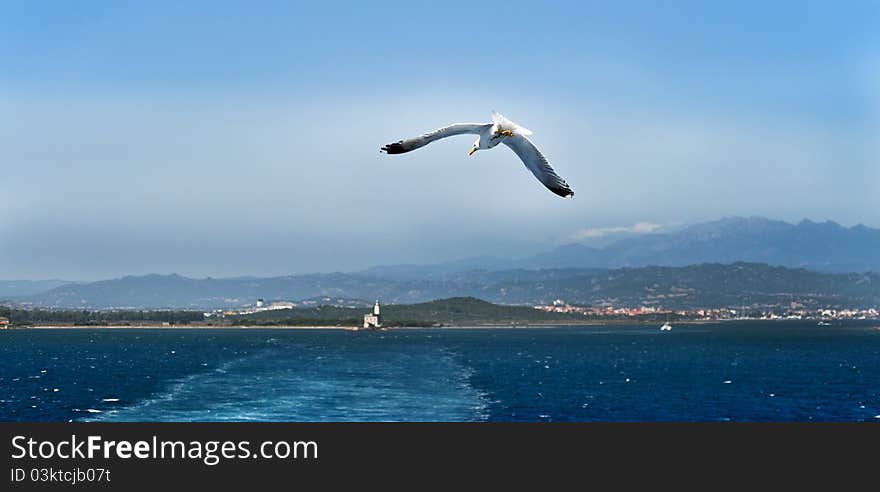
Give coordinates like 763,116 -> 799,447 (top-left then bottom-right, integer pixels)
1,1 -> 878,280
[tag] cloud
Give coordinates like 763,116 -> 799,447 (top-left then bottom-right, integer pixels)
570,222 -> 663,241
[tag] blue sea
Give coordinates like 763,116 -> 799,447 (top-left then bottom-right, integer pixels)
2,322 -> 879,422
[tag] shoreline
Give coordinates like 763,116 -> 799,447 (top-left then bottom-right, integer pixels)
8,320 -> 714,330
26,324 -> 359,330
14,319 -> 877,330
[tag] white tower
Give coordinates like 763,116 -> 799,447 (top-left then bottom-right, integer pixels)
363,300 -> 382,329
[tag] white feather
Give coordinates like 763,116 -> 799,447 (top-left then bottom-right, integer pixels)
492,111 -> 533,136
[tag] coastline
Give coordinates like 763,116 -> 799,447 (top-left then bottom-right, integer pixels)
13,318 -> 865,330
27,324 -> 360,330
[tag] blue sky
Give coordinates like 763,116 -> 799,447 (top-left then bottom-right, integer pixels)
1,1 -> 878,279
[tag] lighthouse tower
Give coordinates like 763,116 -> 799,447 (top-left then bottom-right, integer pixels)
363,300 -> 382,329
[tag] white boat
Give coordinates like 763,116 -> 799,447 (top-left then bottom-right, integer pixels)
817,321 -> 832,326
660,322 -> 672,331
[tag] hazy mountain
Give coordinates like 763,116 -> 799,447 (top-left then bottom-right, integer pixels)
525,217 -> 880,272
18,263 -> 880,310
18,273 -> 406,310
361,217 -> 880,277
0,280 -> 75,299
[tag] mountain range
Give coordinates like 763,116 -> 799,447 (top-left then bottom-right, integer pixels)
9,263 -> 879,310
365,216 -> 880,278
2,217 -> 879,310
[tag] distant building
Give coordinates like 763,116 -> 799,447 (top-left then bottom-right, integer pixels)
256,299 -> 265,308
266,301 -> 295,310
363,301 -> 381,329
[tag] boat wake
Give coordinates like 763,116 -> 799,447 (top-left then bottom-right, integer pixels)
84,347 -> 488,422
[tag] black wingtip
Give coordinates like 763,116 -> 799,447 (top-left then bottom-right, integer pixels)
380,142 -> 407,154
550,186 -> 574,198
547,186 -> 574,198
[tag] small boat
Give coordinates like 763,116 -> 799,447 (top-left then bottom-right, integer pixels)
660,322 -> 672,331
817,321 -> 832,326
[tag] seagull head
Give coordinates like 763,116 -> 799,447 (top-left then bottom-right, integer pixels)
468,136 -> 484,156
469,125 -> 503,156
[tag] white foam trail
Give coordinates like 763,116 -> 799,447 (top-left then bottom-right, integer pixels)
89,347 -> 489,422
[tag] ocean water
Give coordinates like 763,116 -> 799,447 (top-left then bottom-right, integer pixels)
1,322 -> 879,422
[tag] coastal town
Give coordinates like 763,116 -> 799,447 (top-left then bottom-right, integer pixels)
535,299 -> 880,321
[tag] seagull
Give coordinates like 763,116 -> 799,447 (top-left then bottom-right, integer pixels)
380,111 -> 574,197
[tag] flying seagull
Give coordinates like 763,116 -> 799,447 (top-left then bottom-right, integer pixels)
380,112 -> 574,198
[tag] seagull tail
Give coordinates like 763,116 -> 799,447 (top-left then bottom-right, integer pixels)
492,111 -> 533,136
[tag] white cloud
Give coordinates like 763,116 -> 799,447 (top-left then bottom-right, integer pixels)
570,222 -> 663,241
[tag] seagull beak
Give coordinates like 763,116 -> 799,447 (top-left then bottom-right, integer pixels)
468,147 -> 477,156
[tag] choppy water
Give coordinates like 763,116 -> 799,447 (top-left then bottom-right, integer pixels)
2,322 -> 879,421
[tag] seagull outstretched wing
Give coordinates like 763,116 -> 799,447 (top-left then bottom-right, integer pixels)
502,135 -> 574,197
381,123 -> 490,154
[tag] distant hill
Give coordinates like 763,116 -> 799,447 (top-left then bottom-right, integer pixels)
17,262 -> 880,310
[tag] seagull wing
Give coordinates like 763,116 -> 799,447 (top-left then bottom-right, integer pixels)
381,123 -> 490,154
502,135 -> 574,198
